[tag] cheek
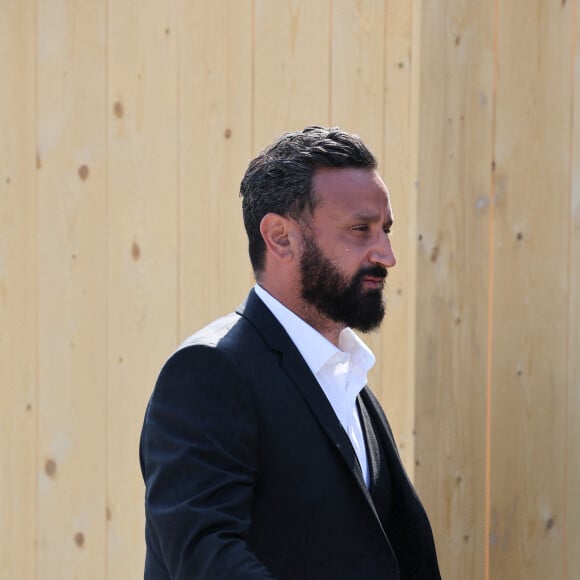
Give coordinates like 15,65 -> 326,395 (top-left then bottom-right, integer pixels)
319,235 -> 363,274
337,250 -> 364,278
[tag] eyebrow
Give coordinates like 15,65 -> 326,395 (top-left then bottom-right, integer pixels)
350,211 -> 393,227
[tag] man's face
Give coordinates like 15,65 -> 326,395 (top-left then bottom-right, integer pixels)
298,167 -> 396,332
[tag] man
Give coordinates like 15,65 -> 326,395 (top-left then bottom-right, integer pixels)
140,127 -> 441,579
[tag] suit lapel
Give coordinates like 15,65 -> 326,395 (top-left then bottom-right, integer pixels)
237,290 -> 380,517
360,387 -> 417,494
279,344 -> 368,487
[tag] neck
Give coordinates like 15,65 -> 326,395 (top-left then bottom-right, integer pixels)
289,300 -> 346,347
257,281 -> 345,347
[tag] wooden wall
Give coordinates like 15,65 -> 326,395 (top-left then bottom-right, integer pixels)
416,1 -> 578,578
0,1 -> 577,578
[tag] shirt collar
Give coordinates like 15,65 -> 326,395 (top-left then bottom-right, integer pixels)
254,284 -> 375,376
338,326 -> 376,375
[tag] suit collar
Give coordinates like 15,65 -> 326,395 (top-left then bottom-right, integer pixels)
236,289 -> 380,517
253,284 -> 339,374
235,288 -> 290,353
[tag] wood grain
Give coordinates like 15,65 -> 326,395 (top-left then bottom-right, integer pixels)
414,1 -> 494,578
254,0 -> 331,147
490,1 -> 573,577
331,0 -> 385,152
178,0 -> 253,337
36,0 -> 108,575
0,1 -> 37,578
567,2 -> 579,578
106,1 -> 180,577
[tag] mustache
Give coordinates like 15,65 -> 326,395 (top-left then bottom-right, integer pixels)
357,265 -> 388,280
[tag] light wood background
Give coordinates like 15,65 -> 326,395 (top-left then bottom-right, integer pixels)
1,1 -> 578,578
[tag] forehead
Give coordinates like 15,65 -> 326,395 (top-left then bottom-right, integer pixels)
311,167 -> 392,218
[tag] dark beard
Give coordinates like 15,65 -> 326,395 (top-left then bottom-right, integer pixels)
299,234 -> 387,332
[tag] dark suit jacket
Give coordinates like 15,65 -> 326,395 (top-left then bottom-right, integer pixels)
140,289 -> 441,579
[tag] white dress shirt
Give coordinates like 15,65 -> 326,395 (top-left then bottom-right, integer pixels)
254,284 -> 376,486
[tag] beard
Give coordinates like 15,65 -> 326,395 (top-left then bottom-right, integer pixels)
299,234 -> 387,333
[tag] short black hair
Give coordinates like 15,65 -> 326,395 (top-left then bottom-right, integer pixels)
240,126 -> 377,275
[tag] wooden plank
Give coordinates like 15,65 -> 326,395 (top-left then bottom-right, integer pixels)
0,1 -> 37,578
36,0 -> 107,576
380,0 -> 418,473
414,1 -> 494,578
331,0 -> 385,152
179,0 -> 254,336
254,0 -> 331,149
489,1 -> 573,577
567,2 -> 580,577
106,1 -> 179,577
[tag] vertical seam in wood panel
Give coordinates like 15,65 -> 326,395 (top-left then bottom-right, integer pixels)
381,0 -> 387,167
328,0 -> 333,124
105,0 -> 110,575
408,0 -> 421,486
485,1 -> 500,579
34,0 -> 39,576
564,4 -> 576,578
176,0 -> 182,342
251,0 -> 255,153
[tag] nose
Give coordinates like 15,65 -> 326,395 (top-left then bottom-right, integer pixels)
369,234 -> 396,269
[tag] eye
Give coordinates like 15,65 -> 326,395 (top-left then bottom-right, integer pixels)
383,226 -> 392,235
352,224 -> 369,232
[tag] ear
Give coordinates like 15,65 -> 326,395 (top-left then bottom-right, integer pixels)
260,213 -> 298,263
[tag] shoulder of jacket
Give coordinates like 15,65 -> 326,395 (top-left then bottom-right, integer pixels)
174,311 -> 241,354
